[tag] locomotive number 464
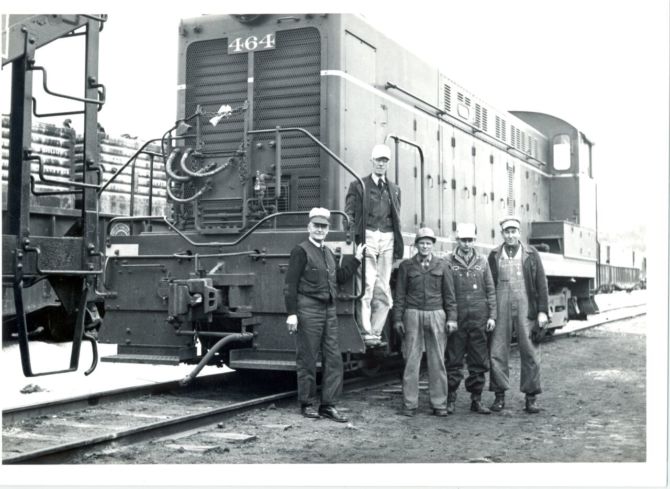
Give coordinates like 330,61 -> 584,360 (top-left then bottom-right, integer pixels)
227,33 -> 276,54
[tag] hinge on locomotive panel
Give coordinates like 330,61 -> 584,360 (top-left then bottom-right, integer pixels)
491,228 -> 495,239
451,136 -> 456,148
413,119 -> 417,131
490,191 -> 495,201
471,146 -> 476,156
451,178 -> 456,190
472,186 -> 477,196
490,154 -> 494,164
413,167 -> 417,178
438,218 -> 441,229
452,221 -> 457,231
414,214 -> 418,225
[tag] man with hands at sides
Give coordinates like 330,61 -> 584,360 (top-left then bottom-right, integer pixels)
284,208 -> 366,422
393,227 -> 457,417
444,223 -> 497,415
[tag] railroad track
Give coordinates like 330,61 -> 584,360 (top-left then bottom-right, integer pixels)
551,301 -> 645,339
2,301 -> 644,465
2,368 -> 403,464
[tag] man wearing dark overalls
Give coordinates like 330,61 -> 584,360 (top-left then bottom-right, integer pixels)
284,208 -> 365,421
487,216 -> 549,414
445,223 -> 497,415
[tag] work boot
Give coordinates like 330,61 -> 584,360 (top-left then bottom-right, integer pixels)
525,395 -> 540,414
490,392 -> 505,412
470,394 -> 491,414
446,391 -> 457,415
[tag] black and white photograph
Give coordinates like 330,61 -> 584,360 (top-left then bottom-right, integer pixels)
1,1 -> 667,488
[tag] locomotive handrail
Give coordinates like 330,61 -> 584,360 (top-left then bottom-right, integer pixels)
98,136 -> 185,195
385,81 -> 547,167
30,65 -> 105,109
247,126 -> 367,301
32,96 -> 86,118
386,134 -> 425,227
108,211 -> 351,249
385,82 -> 446,116
29,175 -> 83,196
28,152 -> 102,190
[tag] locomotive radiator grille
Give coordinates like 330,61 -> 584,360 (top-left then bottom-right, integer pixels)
183,27 -> 322,229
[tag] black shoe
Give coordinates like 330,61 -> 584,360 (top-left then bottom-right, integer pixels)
490,393 -> 505,412
400,408 -> 416,417
446,392 -> 457,414
318,405 -> 348,423
525,396 -> 540,414
433,408 -> 448,417
470,399 -> 491,415
301,405 -> 321,419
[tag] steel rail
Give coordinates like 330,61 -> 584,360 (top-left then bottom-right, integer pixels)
2,372 -> 232,425
550,303 -> 646,340
2,370 -> 402,465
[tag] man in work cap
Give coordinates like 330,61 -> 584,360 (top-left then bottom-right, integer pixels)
393,227 -> 456,416
345,143 -> 403,347
444,223 -> 497,414
487,215 -> 549,414
284,208 -> 366,422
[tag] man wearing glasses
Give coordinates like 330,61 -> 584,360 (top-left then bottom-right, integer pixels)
445,223 -> 497,415
284,208 -> 365,421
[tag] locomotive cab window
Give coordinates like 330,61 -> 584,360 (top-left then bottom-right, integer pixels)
552,134 -> 571,171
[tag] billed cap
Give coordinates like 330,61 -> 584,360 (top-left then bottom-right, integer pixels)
309,207 -> 331,225
415,227 -> 437,243
371,144 -> 391,160
456,223 -> 477,239
499,216 -> 521,230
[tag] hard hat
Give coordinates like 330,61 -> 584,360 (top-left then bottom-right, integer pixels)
499,215 -> 521,230
309,207 -> 331,225
456,223 -> 477,239
371,144 -> 391,160
415,227 -> 436,243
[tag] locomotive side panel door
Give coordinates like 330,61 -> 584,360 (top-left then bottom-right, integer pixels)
342,30 -> 376,179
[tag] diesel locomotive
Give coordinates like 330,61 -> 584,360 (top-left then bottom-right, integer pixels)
98,13 -> 604,378
3,14 -> 642,378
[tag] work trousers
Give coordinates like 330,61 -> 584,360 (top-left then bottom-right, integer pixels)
295,294 -> 343,406
401,308 -> 448,410
446,299 -> 490,395
358,229 -> 394,336
489,258 -> 542,395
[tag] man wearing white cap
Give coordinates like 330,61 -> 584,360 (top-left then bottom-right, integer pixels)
444,223 -> 497,414
284,208 -> 365,422
345,144 -> 403,346
487,215 -> 549,414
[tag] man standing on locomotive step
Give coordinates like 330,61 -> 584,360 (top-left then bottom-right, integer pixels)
345,144 -> 403,347
444,223 -> 497,415
487,216 -> 549,414
393,227 -> 456,416
284,207 -> 365,422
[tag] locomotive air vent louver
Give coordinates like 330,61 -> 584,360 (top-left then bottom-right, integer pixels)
443,84 -> 451,112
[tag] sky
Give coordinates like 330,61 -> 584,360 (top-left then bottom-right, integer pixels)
2,1 -> 668,241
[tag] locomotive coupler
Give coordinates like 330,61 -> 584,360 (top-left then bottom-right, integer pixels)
168,278 -> 221,324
